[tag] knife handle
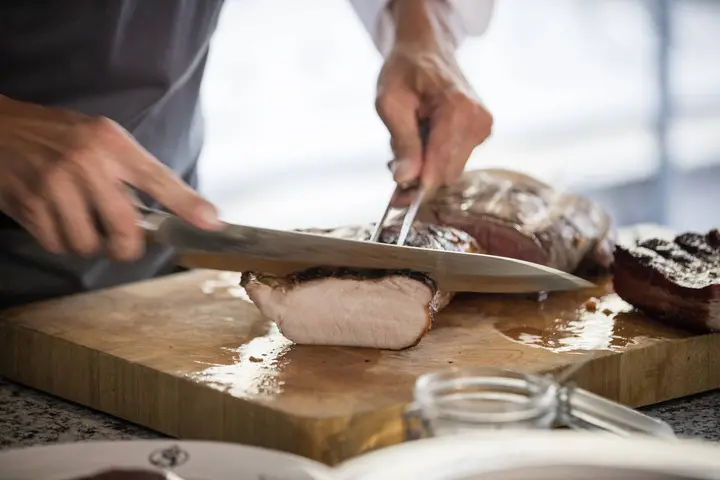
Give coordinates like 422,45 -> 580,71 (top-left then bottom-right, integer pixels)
88,187 -> 165,246
135,204 -> 169,238
120,185 -> 172,241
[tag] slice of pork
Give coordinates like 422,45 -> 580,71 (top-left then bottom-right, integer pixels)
410,168 -> 614,275
241,224 -> 480,350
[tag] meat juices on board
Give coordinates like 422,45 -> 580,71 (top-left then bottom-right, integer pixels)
241,224 -> 480,350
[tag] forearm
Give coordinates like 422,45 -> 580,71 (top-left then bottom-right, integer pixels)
390,0 -> 460,55
349,0 -> 494,56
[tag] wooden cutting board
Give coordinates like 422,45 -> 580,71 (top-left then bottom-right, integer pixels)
0,269 -> 718,465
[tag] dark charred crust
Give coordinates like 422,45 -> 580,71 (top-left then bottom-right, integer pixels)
377,224 -> 476,252
245,267 -> 436,293
615,230 -> 719,290
298,223 -> 478,253
241,223 -> 477,294
708,228 -> 720,248
613,229 -> 719,332
293,267 -> 436,286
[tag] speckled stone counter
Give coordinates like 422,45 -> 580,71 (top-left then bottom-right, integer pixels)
0,377 -> 718,449
0,378 -> 162,449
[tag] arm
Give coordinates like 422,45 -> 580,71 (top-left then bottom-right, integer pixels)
349,0 -> 495,201
349,0 -> 495,55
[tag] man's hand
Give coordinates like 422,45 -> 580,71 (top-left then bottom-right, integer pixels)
0,95 -> 221,261
376,0 -> 492,204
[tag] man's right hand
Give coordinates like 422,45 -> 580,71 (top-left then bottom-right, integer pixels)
0,95 -> 221,261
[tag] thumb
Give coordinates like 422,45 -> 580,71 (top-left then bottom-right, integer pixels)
375,90 -> 423,185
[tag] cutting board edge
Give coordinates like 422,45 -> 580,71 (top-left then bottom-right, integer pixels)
0,319 -> 408,464
557,333 -> 720,408
3,318 -> 719,465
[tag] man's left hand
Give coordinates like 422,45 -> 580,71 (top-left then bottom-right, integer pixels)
376,0 -> 492,204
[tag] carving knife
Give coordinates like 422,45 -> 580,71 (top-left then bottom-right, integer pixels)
136,206 -> 595,294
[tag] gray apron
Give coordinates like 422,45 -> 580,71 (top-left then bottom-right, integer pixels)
0,0 -> 225,308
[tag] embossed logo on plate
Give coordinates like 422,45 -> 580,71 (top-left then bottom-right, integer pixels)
148,444 -> 190,469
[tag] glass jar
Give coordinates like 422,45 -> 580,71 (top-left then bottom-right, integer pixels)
404,367 -> 676,440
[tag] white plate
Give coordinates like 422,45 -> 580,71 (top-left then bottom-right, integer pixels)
3,432 -> 720,480
0,439 -> 325,480
334,430 -> 720,480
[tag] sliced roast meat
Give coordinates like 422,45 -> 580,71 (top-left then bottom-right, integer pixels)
613,228 -> 720,332
410,168 -> 614,275
241,223 -> 480,350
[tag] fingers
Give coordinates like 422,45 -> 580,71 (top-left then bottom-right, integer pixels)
126,158 -> 221,230
112,137 -> 220,231
46,168 -> 101,257
84,169 -> 144,262
3,107 -> 220,262
376,88 -> 423,185
43,125 -> 139,260
377,84 -> 493,201
390,187 -> 418,208
1,190 -> 64,254
77,117 -> 221,232
420,112 -> 467,192
39,161 -> 144,262
421,98 -> 493,191
24,200 -> 64,254
67,138 -> 143,261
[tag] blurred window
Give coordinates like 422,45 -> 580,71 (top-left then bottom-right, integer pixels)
199,0 -> 720,230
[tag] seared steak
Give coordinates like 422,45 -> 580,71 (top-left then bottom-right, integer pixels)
241,224 -> 479,350
412,168 -> 614,274
613,229 -> 720,332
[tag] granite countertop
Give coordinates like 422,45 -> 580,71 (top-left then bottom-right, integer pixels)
0,376 -> 718,450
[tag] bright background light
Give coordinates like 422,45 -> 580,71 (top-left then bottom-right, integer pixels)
198,0 -> 720,231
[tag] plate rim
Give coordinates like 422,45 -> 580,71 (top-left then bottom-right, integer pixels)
0,439 -> 325,479
334,430 -> 720,480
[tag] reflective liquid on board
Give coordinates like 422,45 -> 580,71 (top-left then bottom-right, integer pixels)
183,272 -> 692,413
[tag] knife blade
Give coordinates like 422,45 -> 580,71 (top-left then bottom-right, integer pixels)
137,207 -> 595,294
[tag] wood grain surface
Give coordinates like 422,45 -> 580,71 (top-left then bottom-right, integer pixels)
0,269 -> 718,465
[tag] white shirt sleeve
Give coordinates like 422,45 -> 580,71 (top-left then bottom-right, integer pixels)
348,0 -> 495,55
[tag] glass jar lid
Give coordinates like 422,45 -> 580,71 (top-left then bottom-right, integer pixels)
407,367 -> 675,439
414,367 -> 558,426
